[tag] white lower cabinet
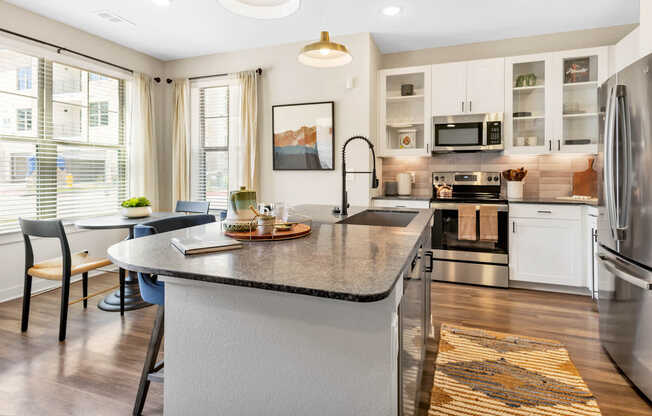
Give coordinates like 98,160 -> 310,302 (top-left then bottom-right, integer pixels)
509,204 -> 584,287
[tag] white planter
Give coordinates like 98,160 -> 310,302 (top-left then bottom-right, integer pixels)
121,206 -> 152,218
507,181 -> 524,199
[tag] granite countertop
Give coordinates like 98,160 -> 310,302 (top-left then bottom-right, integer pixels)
508,196 -> 598,206
371,195 -> 432,201
107,204 -> 434,303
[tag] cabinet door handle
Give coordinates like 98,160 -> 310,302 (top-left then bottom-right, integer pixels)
548,140 -> 552,151
537,210 -> 552,214
461,101 -> 464,112
512,221 -> 516,233
469,100 -> 472,113
558,139 -> 561,151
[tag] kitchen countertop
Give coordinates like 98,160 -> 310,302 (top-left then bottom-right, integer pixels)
371,195 -> 432,201
107,204 -> 434,303
508,196 -> 598,206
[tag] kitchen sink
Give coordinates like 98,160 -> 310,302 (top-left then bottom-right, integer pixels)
336,209 -> 418,227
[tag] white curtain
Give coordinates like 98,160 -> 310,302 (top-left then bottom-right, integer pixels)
236,70 -> 259,191
129,72 -> 159,209
172,79 -> 190,202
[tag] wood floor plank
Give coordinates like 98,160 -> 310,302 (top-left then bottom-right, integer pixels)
0,275 -> 650,415
418,282 -> 652,416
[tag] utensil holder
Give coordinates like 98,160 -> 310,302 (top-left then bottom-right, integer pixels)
507,181 -> 524,199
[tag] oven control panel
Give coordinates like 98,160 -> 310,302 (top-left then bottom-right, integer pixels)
432,171 -> 501,186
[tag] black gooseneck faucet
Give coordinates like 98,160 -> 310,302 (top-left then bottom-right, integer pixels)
335,135 -> 379,216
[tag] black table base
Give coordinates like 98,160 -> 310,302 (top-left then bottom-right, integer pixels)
98,271 -> 152,312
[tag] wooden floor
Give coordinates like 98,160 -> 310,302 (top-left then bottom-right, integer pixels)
0,274 -> 650,415
418,282 -> 652,416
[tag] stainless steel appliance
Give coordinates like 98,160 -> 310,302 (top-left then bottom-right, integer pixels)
399,222 -> 432,416
430,172 -> 509,287
433,113 -> 503,152
597,53 -> 652,400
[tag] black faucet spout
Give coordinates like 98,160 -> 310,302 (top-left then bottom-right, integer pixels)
337,136 -> 379,216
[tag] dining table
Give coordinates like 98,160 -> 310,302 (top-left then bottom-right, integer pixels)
75,212 -> 183,312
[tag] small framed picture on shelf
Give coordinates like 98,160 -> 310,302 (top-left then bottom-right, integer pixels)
564,57 -> 590,84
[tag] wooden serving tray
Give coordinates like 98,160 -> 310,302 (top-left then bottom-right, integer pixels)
225,223 -> 311,241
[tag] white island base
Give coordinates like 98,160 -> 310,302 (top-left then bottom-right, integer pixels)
160,276 -> 404,416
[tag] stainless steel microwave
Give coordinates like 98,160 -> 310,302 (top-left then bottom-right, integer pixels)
433,113 -> 504,153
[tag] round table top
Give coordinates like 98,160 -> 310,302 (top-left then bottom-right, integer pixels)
75,212 -> 182,230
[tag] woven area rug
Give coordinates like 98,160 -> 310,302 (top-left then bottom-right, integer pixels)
429,323 -> 601,416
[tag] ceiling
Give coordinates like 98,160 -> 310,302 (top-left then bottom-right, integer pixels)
6,0 -> 640,61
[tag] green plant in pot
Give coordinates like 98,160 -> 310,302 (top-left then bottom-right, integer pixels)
120,196 -> 152,218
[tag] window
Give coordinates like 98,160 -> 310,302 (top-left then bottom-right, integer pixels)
16,66 -> 32,90
90,101 -> 109,127
0,48 -> 128,233
16,108 -> 32,131
191,85 -> 232,210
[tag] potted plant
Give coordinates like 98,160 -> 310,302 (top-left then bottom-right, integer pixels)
120,197 -> 152,218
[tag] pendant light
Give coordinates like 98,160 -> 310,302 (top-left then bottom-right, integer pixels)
298,31 -> 352,68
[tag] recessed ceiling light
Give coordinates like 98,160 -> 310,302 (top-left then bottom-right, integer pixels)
218,0 -> 300,19
381,6 -> 401,16
152,0 -> 172,6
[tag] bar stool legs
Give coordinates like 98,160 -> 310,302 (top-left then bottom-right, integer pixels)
82,272 -> 88,308
21,273 -> 32,332
133,304 -> 164,416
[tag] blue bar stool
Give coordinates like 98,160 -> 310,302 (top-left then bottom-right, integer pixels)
132,214 -> 216,415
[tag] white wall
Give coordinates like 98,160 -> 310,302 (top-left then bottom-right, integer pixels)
641,0 -> 652,57
0,2 -> 164,303
164,33 -> 378,207
609,26 -> 641,75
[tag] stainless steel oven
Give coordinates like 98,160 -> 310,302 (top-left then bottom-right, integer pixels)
430,172 -> 509,288
433,113 -> 503,152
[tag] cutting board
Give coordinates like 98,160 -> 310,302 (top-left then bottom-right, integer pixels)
572,158 -> 597,198
225,223 -> 311,241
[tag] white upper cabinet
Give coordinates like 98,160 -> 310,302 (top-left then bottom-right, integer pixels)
431,58 -> 505,116
431,61 -> 466,115
466,58 -> 506,114
505,47 -> 608,155
378,66 -> 432,157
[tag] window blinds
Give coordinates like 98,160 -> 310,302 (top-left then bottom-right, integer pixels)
192,86 -> 230,210
0,47 -> 128,233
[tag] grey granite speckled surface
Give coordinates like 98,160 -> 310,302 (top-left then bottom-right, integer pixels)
107,205 -> 434,303
508,197 -> 597,206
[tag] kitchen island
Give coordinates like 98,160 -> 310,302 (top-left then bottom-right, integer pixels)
107,205 -> 434,416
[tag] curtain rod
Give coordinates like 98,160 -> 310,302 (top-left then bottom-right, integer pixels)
0,27 -> 134,74
155,68 -> 262,85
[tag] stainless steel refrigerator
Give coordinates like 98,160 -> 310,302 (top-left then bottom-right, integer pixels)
597,53 -> 652,400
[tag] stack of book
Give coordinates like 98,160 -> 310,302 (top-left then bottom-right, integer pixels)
171,235 -> 242,255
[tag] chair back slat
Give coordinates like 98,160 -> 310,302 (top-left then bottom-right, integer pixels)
136,214 -> 216,235
175,200 -> 210,214
19,218 -> 71,275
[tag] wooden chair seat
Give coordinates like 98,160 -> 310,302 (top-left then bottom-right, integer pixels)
27,251 -> 111,281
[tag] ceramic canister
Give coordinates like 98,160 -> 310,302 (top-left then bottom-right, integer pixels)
397,173 -> 412,196
226,186 -> 257,222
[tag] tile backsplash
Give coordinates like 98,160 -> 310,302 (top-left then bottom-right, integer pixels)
381,153 -> 596,198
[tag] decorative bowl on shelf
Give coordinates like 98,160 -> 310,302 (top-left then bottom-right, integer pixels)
120,206 -> 152,218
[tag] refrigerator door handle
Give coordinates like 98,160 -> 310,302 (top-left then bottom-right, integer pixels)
604,85 -> 617,238
614,85 -> 632,240
598,254 -> 652,290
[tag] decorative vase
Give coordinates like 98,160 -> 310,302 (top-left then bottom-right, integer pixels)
120,206 -> 152,218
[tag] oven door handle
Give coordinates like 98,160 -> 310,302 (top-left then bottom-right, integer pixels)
430,202 -> 508,212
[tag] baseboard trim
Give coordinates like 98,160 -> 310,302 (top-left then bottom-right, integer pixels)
509,280 -> 591,296
0,269 -> 113,304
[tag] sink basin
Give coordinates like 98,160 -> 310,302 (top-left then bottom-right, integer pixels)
336,209 -> 418,227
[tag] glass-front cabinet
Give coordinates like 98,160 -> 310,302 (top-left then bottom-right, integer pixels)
553,48 -> 607,153
505,47 -> 607,155
505,54 -> 551,154
378,66 -> 432,157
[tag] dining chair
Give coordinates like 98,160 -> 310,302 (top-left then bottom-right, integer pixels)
132,213 -> 216,416
19,218 -> 125,342
174,200 -> 210,214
